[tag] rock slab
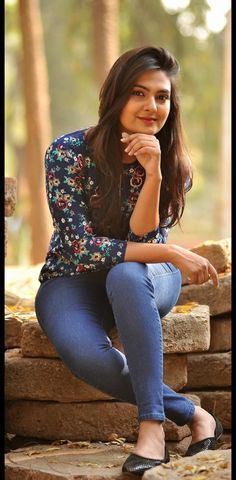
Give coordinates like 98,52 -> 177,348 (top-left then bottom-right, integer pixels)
5,350 -> 188,402
209,315 -> 231,352
190,238 -> 231,273
19,304 -> 210,358
143,449 -> 231,479
177,273 -> 231,316
5,397 -> 200,442
5,442 -> 130,479
186,351 -> 231,388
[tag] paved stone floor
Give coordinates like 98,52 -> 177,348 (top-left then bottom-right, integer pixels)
5,439 -> 231,480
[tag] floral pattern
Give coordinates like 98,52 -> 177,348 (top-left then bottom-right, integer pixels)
39,128 -> 169,283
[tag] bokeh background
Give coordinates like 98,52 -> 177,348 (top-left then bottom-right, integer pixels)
5,0 -> 231,267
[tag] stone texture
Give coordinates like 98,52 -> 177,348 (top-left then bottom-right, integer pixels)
162,305 -> 210,353
186,351 -> 231,388
5,350 -> 112,403
20,305 -> 210,358
163,354 -> 187,391
5,350 -> 188,401
177,272 -> 231,316
5,177 -> 17,217
209,315 -> 231,352
5,318 -> 23,349
144,449 -> 231,480
21,321 -> 58,358
5,399 -> 199,442
190,238 -> 231,273
5,442 -> 130,480
186,390 -> 231,429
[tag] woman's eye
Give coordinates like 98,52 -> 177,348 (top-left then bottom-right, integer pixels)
156,95 -> 170,102
132,90 -> 144,96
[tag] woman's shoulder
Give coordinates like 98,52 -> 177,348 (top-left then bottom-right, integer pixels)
47,127 -> 90,154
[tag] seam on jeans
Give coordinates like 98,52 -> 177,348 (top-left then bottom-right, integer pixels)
139,413 -> 165,421
147,269 -> 180,282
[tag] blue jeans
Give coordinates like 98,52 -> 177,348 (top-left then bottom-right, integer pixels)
35,262 -> 195,425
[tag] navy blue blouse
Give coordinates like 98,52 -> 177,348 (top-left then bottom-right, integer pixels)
39,128 -> 170,283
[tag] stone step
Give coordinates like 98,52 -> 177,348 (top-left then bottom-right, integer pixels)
186,351 -> 231,388
144,449 -> 231,480
6,395 -> 200,443
189,238 -> 231,273
5,304 -> 211,355
177,272 -> 231,316
4,442 -> 231,480
5,349 -> 187,401
209,314 -> 231,352
185,390 -> 231,429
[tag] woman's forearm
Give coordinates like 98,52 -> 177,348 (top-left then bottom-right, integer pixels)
129,173 -> 162,236
124,241 -> 174,264
124,241 -> 219,288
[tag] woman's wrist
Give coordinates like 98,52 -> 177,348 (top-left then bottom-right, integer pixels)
145,169 -> 162,182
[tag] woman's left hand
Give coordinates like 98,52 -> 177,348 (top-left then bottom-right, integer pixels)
121,132 -> 162,178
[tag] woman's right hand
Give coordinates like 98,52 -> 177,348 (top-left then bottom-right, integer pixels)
168,244 -> 219,288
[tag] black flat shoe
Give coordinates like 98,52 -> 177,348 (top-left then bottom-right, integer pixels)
122,447 -> 170,476
185,413 -> 223,457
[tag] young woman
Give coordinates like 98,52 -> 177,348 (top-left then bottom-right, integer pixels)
35,46 -> 223,475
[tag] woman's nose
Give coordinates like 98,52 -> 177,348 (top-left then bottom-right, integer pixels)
144,96 -> 157,111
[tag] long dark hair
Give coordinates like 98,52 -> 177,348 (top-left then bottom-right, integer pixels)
85,46 -> 192,238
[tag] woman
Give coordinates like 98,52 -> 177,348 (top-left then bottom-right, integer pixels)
35,46 -> 223,476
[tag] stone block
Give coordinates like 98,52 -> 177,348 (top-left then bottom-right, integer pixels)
190,238 -> 231,273
5,350 -> 188,402
4,442 -> 130,480
144,449 -> 231,480
5,350 -> 112,402
162,305 -> 210,353
186,351 -> 231,388
5,177 -> 17,217
21,321 -> 58,358
5,397 -> 200,442
177,273 -> 231,316
5,318 -> 23,349
209,315 -> 231,352
186,390 -> 231,430
20,305 -> 210,359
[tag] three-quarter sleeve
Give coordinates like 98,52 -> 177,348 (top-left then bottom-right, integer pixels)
45,140 -> 127,273
127,227 -> 168,244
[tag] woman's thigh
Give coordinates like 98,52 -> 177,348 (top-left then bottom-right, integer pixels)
146,262 -> 182,317
35,273 -> 115,361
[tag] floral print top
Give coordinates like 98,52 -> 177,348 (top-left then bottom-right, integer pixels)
39,128 -> 170,283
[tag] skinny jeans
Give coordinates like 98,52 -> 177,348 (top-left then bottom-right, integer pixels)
35,262 -> 195,425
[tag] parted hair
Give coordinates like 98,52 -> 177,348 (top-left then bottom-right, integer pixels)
85,46 -> 192,239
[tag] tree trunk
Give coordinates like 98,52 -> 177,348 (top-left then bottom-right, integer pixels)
91,0 -> 119,89
18,0 -> 52,264
217,10 -> 231,239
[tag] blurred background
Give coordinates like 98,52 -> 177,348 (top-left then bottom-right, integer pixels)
5,0 -> 231,267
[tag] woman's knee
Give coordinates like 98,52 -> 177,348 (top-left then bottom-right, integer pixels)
106,262 -> 150,301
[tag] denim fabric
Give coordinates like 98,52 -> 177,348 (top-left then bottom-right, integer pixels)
35,262 -> 195,425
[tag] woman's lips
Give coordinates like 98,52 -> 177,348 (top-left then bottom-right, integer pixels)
137,117 -> 157,124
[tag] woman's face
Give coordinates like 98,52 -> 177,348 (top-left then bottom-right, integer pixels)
120,69 -> 171,135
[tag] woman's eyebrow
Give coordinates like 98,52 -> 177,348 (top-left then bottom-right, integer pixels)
133,84 -> 170,94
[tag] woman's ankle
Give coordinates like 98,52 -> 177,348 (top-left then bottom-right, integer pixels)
134,420 -> 165,459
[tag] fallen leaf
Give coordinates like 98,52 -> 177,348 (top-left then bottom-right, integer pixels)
172,302 -> 199,314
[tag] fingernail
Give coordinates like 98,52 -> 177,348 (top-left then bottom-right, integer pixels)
122,132 -> 129,138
